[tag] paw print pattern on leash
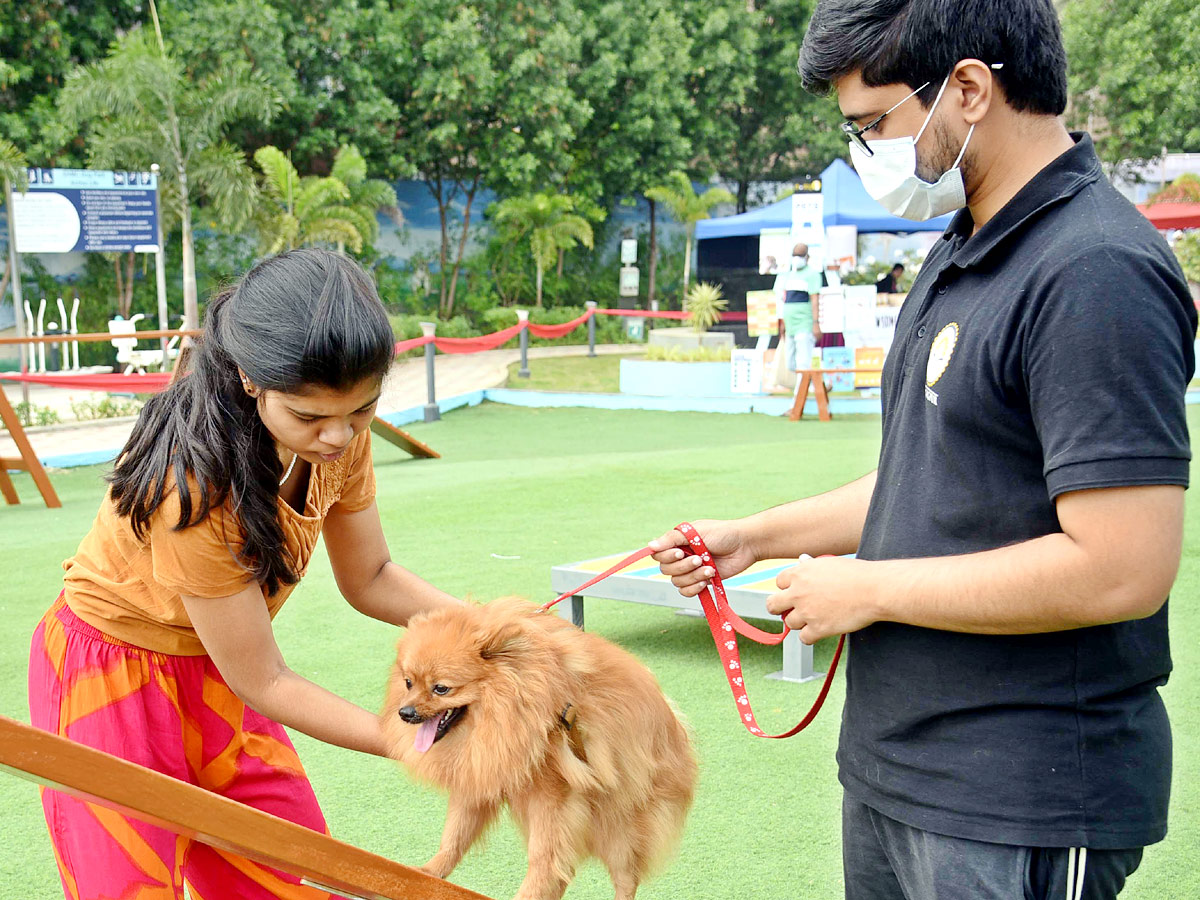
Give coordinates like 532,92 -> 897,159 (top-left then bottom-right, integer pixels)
672,521 -> 845,742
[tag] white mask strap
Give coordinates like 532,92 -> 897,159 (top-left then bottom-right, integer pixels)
951,124 -> 976,168
914,75 -> 952,143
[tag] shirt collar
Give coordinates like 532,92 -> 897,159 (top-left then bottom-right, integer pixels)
941,133 -> 1104,269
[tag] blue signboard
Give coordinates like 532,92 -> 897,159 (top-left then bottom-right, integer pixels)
12,167 -> 159,254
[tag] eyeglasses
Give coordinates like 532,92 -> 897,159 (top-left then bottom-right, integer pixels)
840,81 -> 931,157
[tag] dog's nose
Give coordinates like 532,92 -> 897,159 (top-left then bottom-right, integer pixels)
398,705 -> 423,724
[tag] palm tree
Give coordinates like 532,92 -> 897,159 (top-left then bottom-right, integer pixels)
252,145 -> 400,257
59,3 -> 280,329
492,193 -> 594,308
645,172 -> 734,302
329,145 -> 400,257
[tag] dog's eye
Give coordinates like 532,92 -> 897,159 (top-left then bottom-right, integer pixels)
405,678 -> 412,690
432,684 -> 451,695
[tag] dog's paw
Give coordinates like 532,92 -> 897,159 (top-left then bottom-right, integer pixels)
419,857 -> 454,880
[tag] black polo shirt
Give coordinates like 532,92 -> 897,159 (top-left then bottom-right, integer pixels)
842,134 -> 1196,849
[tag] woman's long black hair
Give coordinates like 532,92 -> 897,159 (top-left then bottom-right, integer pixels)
109,249 -> 396,594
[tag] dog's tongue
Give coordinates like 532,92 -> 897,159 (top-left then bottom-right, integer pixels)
414,717 -> 439,753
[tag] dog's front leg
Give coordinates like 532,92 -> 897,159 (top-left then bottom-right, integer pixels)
421,795 -> 499,879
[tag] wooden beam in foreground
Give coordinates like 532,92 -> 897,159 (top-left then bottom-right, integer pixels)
0,716 -> 489,900
371,417 -> 440,460
0,388 -> 62,508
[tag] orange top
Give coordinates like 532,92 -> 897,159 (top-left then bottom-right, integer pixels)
62,430 -> 376,655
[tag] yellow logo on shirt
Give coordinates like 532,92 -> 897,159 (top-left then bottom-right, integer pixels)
926,323 -> 959,387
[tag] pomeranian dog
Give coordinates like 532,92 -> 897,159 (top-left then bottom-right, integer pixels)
382,598 -> 697,900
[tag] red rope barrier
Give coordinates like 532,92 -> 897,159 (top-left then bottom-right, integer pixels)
0,372 -> 172,392
526,310 -> 593,338
392,308 -> 748,354
394,335 -> 434,355
433,322 -> 526,354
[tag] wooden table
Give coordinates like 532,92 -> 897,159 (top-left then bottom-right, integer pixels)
788,367 -> 884,422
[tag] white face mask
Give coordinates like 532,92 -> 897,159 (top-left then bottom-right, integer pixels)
792,255 -> 808,269
848,76 -> 975,221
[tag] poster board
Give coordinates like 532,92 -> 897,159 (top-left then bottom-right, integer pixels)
817,287 -> 844,333
730,349 -> 764,394
821,347 -> 855,391
825,224 -> 857,269
745,289 -> 778,337
757,227 -> 792,275
842,285 -> 878,333
853,347 -> 886,388
12,168 -> 159,254
790,192 -> 824,270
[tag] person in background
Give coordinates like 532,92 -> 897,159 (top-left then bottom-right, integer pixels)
875,262 -> 905,293
772,242 -> 825,378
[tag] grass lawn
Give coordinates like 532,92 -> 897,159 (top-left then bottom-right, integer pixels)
504,354 -> 626,392
2,403 -> 1199,898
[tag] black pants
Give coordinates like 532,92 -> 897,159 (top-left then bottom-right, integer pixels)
843,795 -> 1145,900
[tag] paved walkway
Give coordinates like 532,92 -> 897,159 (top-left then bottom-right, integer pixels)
1,344 -> 636,465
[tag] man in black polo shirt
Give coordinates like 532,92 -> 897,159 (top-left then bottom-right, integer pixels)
649,1 -> 1195,897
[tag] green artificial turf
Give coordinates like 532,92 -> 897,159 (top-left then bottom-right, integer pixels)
504,354 -> 626,393
2,403 -> 1199,898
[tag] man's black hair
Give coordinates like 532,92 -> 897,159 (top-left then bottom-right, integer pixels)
892,263 -> 905,273
798,0 -> 1067,115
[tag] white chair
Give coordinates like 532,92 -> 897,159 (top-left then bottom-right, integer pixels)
108,314 -> 180,374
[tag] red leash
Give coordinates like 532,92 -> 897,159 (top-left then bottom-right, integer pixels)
542,522 -> 845,738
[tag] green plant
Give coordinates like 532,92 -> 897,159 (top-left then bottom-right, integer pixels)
644,172 -> 735,299
387,313 -> 480,358
1174,232 -> 1200,285
645,344 -> 732,362
491,192 -> 595,308
1150,174 -> 1200,204
252,144 -> 398,256
841,251 -> 924,291
59,6 -> 281,328
684,282 -> 728,334
69,396 -> 145,421
5,402 -> 60,429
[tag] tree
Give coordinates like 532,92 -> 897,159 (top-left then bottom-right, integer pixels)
329,145 -> 401,258
0,138 -> 28,308
253,1 -> 405,178
569,0 -> 694,306
1063,0 -> 1200,167
251,144 -> 397,257
682,0 -> 845,213
378,0 -> 592,317
0,1 -> 144,163
59,8 -> 281,328
645,172 -> 734,301
1149,174 -> 1200,204
492,193 -> 594,308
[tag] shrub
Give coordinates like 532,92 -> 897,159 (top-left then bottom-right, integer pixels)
684,282 -> 727,333
69,396 -> 144,421
4,402 -> 61,429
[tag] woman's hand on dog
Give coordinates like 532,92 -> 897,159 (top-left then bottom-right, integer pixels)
648,519 -> 758,597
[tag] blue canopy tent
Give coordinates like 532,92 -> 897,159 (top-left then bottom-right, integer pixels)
693,160 -> 952,319
695,159 -> 953,239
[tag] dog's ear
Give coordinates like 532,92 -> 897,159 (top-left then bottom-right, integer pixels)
476,620 -> 531,661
